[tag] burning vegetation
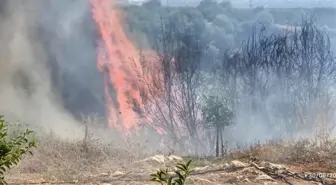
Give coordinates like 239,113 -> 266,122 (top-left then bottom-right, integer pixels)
1,0 -> 336,184
91,0 -> 336,157
91,0 -> 143,131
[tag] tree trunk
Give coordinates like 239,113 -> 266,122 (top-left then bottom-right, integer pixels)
220,128 -> 224,156
215,125 -> 219,157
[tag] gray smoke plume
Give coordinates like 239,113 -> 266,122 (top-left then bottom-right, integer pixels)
0,0 -> 106,138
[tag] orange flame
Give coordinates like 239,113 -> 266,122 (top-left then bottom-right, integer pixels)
91,0 -> 142,131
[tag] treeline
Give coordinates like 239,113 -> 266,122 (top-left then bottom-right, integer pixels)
122,0 -> 336,58
124,0 -> 336,156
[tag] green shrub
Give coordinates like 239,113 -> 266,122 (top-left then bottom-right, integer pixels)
0,116 -> 36,184
150,160 -> 193,185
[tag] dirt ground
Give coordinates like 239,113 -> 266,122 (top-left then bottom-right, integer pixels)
6,155 -> 336,185
4,125 -> 336,185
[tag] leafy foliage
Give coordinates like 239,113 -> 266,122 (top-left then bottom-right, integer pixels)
150,160 -> 193,185
0,116 -> 36,184
201,95 -> 234,156
201,95 -> 233,129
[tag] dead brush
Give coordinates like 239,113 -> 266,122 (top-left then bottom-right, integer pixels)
224,135 -> 336,172
10,115 -> 135,182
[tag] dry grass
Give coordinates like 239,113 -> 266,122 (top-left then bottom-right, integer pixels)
5,118 -> 146,183
4,118 -> 336,184
186,136 -> 336,173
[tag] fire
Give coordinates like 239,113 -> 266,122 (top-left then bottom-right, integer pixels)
91,0 -> 142,131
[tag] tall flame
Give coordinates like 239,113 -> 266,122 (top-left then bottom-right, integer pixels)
91,0 -> 142,131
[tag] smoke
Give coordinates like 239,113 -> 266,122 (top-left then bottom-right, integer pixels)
37,0 -> 106,118
0,0 -> 106,138
0,0 -> 335,156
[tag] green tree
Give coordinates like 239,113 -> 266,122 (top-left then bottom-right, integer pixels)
201,95 -> 233,157
0,116 -> 36,184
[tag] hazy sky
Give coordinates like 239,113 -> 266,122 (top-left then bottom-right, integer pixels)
233,0 -> 336,8
128,0 -> 336,7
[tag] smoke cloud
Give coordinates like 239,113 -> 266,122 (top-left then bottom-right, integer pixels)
0,0 -> 335,155
0,0 -> 106,138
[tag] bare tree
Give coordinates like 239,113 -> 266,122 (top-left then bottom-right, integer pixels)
130,15 -> 335,156
219,16 -> 336,138
130,16 -> 206,154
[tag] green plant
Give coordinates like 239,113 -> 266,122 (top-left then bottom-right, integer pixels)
150,160 -> 193,185
201,95 -> 233,156
0,116 -> 36,184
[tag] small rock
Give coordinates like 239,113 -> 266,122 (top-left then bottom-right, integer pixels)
100,183 -> 111,185
222,162 -> 230,168
229,160 -> 249,169
100,172 -> 109,176
167,155 -> 183,161
138,155 -> 166,163
275,169 -> 285,175
112,171 -> 125,176
151,155 -> 166,163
